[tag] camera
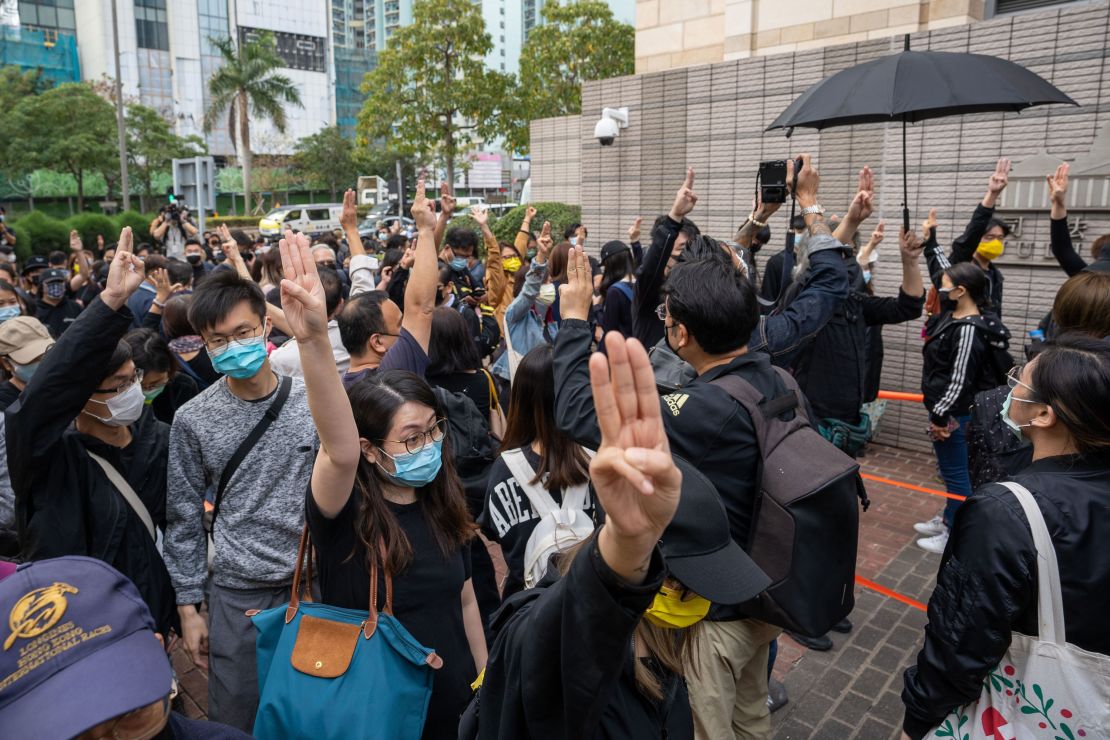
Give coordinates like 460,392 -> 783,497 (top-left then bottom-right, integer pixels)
594,107 -> 629,147
758,158 -> 804,204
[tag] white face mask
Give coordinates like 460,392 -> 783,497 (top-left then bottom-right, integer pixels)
535,283 -> 557,306
84,381 -> 145,427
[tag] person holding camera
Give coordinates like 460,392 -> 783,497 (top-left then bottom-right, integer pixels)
149,203 -> 199,259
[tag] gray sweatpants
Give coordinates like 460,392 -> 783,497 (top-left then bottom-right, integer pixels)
207,582 -> 291,732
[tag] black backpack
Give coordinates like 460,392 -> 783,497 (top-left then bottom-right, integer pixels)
432,387 -> 499,509
711,368 -> 868,638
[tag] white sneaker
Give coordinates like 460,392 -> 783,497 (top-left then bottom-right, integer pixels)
913,515 -> 946,537
917,531 -> 949,554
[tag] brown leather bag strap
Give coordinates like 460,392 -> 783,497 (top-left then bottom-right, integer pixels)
362,540 -> 394,639
285,526 -> 312,624
379,540 -> 393,615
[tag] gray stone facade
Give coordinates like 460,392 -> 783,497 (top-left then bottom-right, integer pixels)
530,1 -> 1110,453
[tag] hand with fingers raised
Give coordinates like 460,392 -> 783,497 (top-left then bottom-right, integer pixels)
411,177 -> 437,232
669,168 -> 698,223
1046,162 -> 1069,220
559,245 -> 593,322
278,229 -> 329,342
100,227 -> 146,311
591,332 -> 682,584
983,157 -> 1011,208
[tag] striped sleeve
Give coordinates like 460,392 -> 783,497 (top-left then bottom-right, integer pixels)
931,324 -> 975,422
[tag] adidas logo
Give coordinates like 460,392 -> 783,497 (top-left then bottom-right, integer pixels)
663,393 -> 689,416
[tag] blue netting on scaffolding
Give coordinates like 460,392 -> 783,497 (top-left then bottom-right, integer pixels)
0,27 -> 80,85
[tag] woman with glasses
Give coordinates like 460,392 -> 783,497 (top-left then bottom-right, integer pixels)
282,205 -> 485,738
123,328 -> 198,424
902,334 -> 1110,739
914,261 -> 1011,553
4,227 -> 179,638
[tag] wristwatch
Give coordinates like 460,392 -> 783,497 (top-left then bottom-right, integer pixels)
800,204 -> 825,217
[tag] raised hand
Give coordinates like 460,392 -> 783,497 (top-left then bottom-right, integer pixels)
100,227 -> 146,310
152,267 -> 184,304
470,205 -> 489,227
921,207 -> 938,241
591,333 -> 682,583
869,220 -> 886,247
627,216 -> 643,243
536,221 -> 553,262
790,154 -> 820,206
439,182 -> 456,218
559,245 -> 592,322
575,225 -> 587,250
983,157 -> 1011,207
411,178 -> 436,232
278,229 -> 328,341
842,166 -> 874,226
1046,162 -> 1069,219
69,229 -> 83,252
400,244 -> 417,270
340,188 -> 359,231
524,205 -> 537,223
899,226 -> 924,262
669,168 -> 698,222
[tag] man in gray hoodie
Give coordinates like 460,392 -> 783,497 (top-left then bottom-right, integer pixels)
164,270 -> 317,731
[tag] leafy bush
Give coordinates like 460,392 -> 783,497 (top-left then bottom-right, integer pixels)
66,213 -> 118,251
491,202 -> 581,245
114,211 -> 154,245
10,211 -> 69,256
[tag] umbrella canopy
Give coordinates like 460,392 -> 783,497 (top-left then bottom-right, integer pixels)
767,49 -> 1077,132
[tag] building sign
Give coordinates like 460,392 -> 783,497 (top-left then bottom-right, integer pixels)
239,27 -> 325,73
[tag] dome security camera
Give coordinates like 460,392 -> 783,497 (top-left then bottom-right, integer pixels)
594,107 -> 629,146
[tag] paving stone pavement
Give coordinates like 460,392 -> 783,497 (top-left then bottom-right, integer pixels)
771,443 -> 948,739
172,442 -> 951,737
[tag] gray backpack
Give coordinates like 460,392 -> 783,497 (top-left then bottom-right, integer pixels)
711,367 -> 868,637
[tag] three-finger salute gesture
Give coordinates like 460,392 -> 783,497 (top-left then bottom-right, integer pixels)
279,229 -> 328,342
591,333 -> 682,584
100,227 -> 146,311
983,157 -> 1011,208
411,178 -> 436,232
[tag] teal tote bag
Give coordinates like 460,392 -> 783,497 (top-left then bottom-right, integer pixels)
252,528 -> 444,739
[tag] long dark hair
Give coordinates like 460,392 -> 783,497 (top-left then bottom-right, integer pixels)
428,307 -> 481,375
499,345 -> 589,491
944,262 -> 989,311
1030,334 -> 1110,456
599,250 -> 635,300
347,370 -> 475,575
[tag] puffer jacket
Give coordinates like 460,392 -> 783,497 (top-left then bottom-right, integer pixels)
901,452 -> 1110,739
921,312 -> 1009,426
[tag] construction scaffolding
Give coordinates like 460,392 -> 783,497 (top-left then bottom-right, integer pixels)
0,26 -> 80,86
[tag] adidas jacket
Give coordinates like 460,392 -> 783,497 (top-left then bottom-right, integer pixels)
920,313 -> 1008,426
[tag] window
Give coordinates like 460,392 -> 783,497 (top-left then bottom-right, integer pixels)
20,0 -> 77,33
994,0 -> 1078,14
284,211 -> 303,223
306,208 -> 331,221
135,0 -> 169,51
238,26 -> 326,73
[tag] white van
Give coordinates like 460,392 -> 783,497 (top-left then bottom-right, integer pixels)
258,203 -> 343,241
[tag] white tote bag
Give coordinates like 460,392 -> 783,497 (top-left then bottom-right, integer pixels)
927,482 -> 1110,740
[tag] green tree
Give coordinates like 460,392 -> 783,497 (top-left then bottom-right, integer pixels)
357,0 -> 513,186
127,103 -> 206,212
5,83 -> 117,211
292,126 -> 360,200
203,32 -> 302,215
514,1 -> 634,150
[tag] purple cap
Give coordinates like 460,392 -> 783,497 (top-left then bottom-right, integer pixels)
0,556 -> 172,738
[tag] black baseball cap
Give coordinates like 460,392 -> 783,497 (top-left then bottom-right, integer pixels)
20,255 -> 47,276
660,457 -> 771,605
38,268 -> 69,284
599,240 -> 632,263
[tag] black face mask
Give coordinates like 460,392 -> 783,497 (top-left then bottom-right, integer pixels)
938,287 -> 961,312
664,322 -> 683,359
186,254 -> 202,265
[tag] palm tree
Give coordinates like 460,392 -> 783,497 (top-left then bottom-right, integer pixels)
203,33 -> 302,214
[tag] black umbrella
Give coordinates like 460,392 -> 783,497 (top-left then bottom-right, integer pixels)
767,36 -> 1077,231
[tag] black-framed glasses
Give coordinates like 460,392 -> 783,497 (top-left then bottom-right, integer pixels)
95,368 -> 143,396
206,323 -> 264,354
380,418 -> 447,455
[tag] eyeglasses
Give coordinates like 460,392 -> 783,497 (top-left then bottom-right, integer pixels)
96,368 -> 143,396
205,323 -> 264,353
380,418 -> 447,455
655,302 -> 668,322
1006,365 -> 1042,402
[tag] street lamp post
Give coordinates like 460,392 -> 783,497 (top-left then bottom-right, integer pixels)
110,0 -> 130,211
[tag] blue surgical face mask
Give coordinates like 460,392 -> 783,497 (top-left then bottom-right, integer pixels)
11,360 -> 39,383
1000,389 -> 1034,441
862,270 -> 872,284
449,257 -> 468,271
569,236 -> 578,246
380,438 -> 444,488
210,335 -> 268,379
0,305 -> 20,322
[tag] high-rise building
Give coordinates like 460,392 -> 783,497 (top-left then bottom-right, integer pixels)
524,0 -> 634,37
72,0 -> 334,157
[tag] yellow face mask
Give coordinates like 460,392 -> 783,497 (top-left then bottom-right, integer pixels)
643,586 -> 711,630
976,239 -> 1004,261
503,257 -> 522,273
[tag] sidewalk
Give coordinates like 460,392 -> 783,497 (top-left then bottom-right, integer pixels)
172,443 -> 950,736
771,443 -> 946,739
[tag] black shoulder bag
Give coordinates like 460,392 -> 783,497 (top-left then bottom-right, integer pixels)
203,375 -> 293,539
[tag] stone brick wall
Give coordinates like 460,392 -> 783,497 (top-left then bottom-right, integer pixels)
532,1 -> 1110,453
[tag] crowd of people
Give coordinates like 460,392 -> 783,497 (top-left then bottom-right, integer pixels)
0,153 -> 1106,740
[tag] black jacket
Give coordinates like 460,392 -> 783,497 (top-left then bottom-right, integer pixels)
479,536 -> 692,740
35,295 -> 83,337
790,261 -> 923,423
920,312 -> 1009,426
930,204 -> 1005,316
5,298 -> 178,635
555,319 -> 792,620
901,453 -> 1110,739
632,217 -> 681,348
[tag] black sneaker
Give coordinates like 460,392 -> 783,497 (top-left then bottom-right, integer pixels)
830,617 -> 853,633
785,630 -> 833,651
767,678 -> 789,713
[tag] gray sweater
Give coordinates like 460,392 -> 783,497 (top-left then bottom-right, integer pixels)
165,373 -> 317,604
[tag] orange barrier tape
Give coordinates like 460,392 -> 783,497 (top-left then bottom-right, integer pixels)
855,575 -> 928,611
860,472 -> 968,502
876,390 -> 925,402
